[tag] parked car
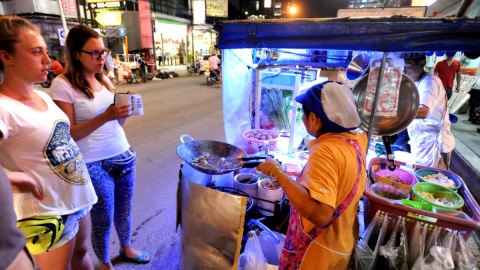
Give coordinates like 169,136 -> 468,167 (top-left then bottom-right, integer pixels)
199,55 -> 210,74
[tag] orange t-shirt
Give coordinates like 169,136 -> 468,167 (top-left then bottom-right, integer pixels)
297,131 -> 367,270
49,60 -> 64,76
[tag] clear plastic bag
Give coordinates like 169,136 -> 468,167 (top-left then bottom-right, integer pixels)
410,223 -> 428,269
354,211 -> 389,270
379,216 -> 409,270
453,232 -> 478,270
413,227 -> 454,270
238,231 -> 267,270
424,226 -> 439,257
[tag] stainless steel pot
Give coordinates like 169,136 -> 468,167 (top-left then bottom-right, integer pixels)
352,73 -> 419,137
177,134 -> 268,175
353,72 -> 419,170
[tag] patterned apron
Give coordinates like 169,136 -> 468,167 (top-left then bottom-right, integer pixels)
408,123 -> 442,167
279,137 -> 365,270
408,74 -> 447,168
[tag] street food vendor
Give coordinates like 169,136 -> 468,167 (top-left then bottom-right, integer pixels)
257,81 -> 368,269
398,52 -> 455,169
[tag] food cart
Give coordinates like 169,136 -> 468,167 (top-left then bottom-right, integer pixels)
177,17 -> 480,269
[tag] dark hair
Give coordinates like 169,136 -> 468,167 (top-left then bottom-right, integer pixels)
64,25 -> 113,99
0,16 -> 40,71
301,102 -> 329,134
404,57 -> 426,67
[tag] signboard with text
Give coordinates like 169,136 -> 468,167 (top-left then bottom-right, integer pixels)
193,1 -> 206,24
87,0 -> 124,9
206,0 -> 228,18
58,29 -> 67,46
62,0 -> 77,15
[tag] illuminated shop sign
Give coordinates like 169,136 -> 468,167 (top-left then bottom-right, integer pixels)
206,0 -> 228,18
87,0 -> 124,9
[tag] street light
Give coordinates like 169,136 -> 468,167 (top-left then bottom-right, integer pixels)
289,6 -> 297,15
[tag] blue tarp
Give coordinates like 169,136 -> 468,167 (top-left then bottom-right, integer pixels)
216,17 -> 480,53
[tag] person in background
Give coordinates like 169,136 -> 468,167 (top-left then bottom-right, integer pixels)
114,54 -> 126,85
257,81 -> 367,269
136,54 -> 147,83
156,47 -> 164,67
399,52 -> 455,168
0,167 -> 35,270
50,25 -> 149,270
208,52 -> 220,81
0,16 -> 97,270
434,51 -> 462,100
439,108 -> 455,170
104,50 -> 115,82
49,55 -> 64,76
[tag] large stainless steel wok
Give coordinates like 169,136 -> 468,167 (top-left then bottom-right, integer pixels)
353,73 -> 419,137
353,72 -> 419,170
177,134 -> 268,175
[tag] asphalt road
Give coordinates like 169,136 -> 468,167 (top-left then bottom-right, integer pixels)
77,75 -> 225,269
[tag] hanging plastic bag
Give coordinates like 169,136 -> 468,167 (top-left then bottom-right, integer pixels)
364,59 -> 403,117
412,225 -> 454,270
424,226 -> 439,257
379,216 -> 409,270
354,211 -> 389,270
238,231 -> 267,270
409,222 -> 422,267
453,232 -> 478,270
410,223 -> 428,269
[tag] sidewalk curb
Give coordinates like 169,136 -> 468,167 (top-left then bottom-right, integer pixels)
451,142 -> 480,204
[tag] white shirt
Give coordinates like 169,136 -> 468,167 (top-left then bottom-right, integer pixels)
50,75 -> 130,163
0,91 -> 97,219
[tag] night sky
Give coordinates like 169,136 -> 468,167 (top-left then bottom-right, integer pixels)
295,0 -> 351,18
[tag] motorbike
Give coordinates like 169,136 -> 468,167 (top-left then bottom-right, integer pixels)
205,67 -> 219,86
40,70 -> 56,88
187,62 -> 201,75
124,68 -> 141,83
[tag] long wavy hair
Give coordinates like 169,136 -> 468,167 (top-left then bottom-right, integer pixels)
64,25 -> 114,99
0,16 -> 40,72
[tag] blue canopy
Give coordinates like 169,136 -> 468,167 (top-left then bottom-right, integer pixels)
216,17 -> 480,53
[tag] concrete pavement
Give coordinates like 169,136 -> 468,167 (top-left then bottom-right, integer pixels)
448,113 -> 480,266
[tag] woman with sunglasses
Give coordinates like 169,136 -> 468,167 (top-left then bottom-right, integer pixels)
50,25 -> 149,270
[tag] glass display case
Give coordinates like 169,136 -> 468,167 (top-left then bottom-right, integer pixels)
255,68 -> 327,154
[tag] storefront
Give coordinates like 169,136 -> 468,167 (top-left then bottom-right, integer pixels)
153,17 -> 189,66
192,25 -> 217,60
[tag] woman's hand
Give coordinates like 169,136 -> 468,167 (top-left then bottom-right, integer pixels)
7,171 -> 43,200
257,157 -> 282,178
104,104 -> 132,120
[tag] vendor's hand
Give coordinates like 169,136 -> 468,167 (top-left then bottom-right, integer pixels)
455,86 -> 460,93
126,90 -> 137,94
8,171 -> 43,200
257,157 -> 281,176
105,104 -> 132,120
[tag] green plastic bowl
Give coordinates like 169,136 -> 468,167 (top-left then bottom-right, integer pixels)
412,182 -> 464,210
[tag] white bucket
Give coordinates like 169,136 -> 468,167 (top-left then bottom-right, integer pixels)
257,179 -> 284,216
234,173 -> 259,206
181,162 -> 212,186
